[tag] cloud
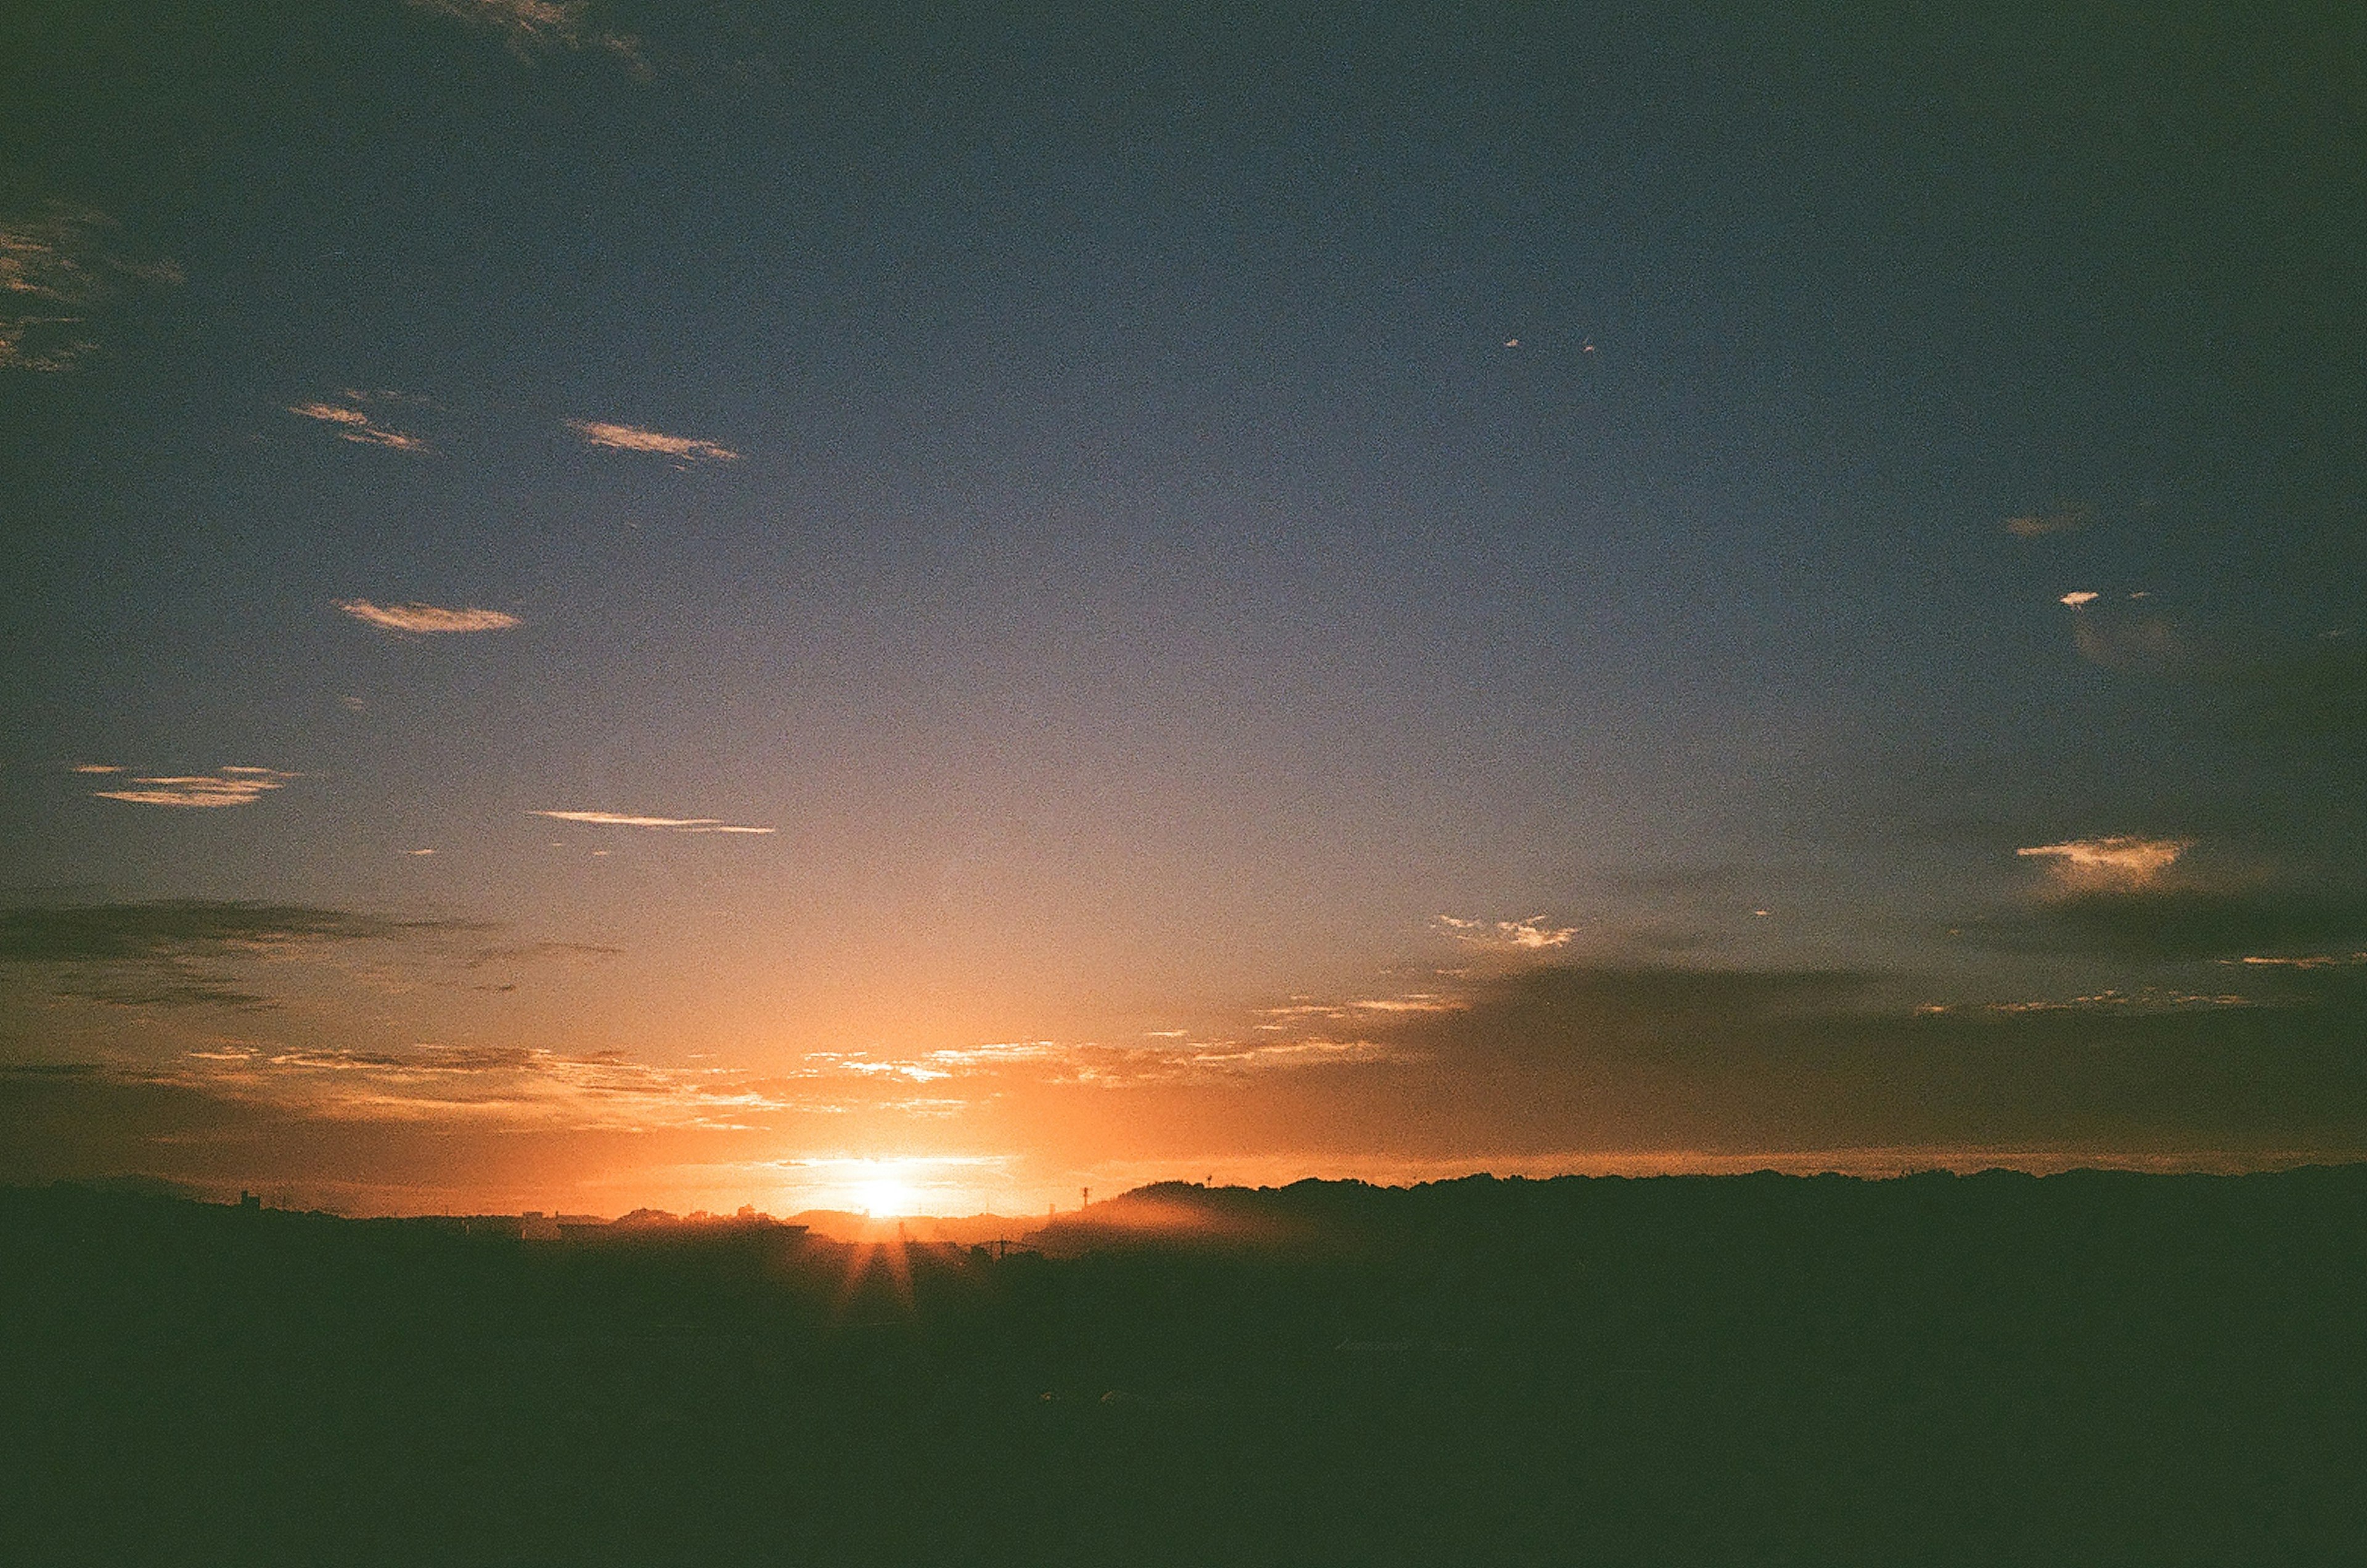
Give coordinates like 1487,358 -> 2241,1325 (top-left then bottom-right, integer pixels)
0,899 -> 478,1010
1,205 -> 181,371
1180,1038 -> 1405,1073
0,900 -> 466,963
70,764 -> 122,774
464,940 -> 623,969
4,1042 -> 797,1142
2006,504 -> 2095,538
2234,952 -> 2367,970
1350,995 -> 1462,1013
565,419 -> 742,462
2058,590 -> 2098,607
533,810 -> 774,834
336,599 -> 520,633
791,1029 -> 1413,1092
409,0 -> 649,73
1319,958 -> 2367,1156
2016,835 -> 2189,894
1982,886 -> 2367,963
173,1043 -> 787,1129
288,398 -> 429,452
1436,914 -> 1577,951
92,767 -> 298,808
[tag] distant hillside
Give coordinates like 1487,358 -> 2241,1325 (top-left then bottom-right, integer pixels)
1030,1166 -> 2367,1256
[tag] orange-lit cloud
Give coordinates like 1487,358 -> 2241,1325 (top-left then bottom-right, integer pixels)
531,810 -> 774,834
2234,952 -> 2367,970
2015,835 -> 2190,894
288,399 -> 428,452
563,419 -> 741,462
793,1029 -> 1409,1092
93,766 -> 297,809
2058,590 -> 2098,607
1,205 -> 179,372
1436,913 -> 1577,950
165,1041 -> 793,1130
1350,994 -> 1462,1013
409,0 -> 648,73
337,599 -> 521,633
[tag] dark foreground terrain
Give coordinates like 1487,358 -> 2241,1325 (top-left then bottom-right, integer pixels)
6,1169 -> 2365,1566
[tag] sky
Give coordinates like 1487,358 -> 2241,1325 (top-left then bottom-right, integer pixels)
4,0 -> 2365,1217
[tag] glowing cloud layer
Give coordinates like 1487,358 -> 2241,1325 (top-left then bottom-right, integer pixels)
93,767 -> 297,809
1437,914 -> 1578,950
2016,835 -> 2191,894
337,599 -> 521,633
532,810 -> 775,834
288,399 -> 428,452
565,419 -> 742,462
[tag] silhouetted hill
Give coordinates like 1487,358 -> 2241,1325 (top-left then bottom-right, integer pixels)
6,1169 -> 2364,1565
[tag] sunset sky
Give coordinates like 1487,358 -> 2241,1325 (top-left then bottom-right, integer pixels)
6,1 -> 2364,1216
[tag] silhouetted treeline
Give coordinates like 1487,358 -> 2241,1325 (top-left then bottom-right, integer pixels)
5,1169 -> 2365,1566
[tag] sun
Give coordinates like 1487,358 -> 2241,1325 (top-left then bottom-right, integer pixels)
854,1177 -> 918,1217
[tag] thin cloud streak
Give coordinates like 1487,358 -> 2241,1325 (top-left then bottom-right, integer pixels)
533,810 -> 774,834
564,419 -> 742,462
287,399 -> 428,452
92,767 -> 296,808
1,205 -> 179,371
337,600 -> 521,634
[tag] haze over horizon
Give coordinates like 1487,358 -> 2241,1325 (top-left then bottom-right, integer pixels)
6,1 -> 2365,1217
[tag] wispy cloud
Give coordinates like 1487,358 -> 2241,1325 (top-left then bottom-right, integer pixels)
70,763 -> 123,774
796,1029 -> 1410,1092
1436,913 -> 1577,951
410,0 -> 649,74
336,599 -> 520,633
288,394 -> 428,452
0,899 -> 476,1010
1179,1037 -> 1405,1073
565,419 -> 742,462
2016,835 -> 2189,895
1350,994 -> 1462,1013
1976,884 -> 2367,963
165,1041 -> 789,1130
1937,987 -> 2258,1015
533,810 -> 774,835
2005,503 -> 2095,538
92,766 -> 297,809
1,205 -> 180,371
2234,952 -> 2367,970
